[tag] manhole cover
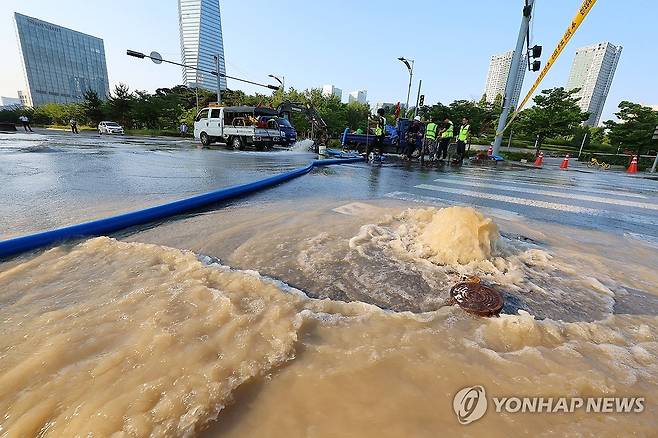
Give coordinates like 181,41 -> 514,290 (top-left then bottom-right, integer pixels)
450,282 -> 504,317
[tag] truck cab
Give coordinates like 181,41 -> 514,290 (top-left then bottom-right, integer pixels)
193,105 -> 282,150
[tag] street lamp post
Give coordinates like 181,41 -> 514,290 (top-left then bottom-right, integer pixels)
398,57 -> 414,117
126,49 -> 280,103
268,74 -> 285,92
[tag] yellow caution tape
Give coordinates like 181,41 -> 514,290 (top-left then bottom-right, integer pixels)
498,0 -> 598,135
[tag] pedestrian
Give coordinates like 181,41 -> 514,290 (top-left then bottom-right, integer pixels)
366,108 -> 386,159
179,122 -> 188,136
455,117 -> 470,164
404,116 -> 423,160
70,118 -> 78,134
437,117 -> 453,161
18,115 -> 33,132
423,117 -> 438,162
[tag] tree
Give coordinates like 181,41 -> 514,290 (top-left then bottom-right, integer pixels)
514,87 -> 589,151
589,126 -> 608,144
82,90 -> 105,126
604,101 -> 658,156
107,83 -> 134,128
427,102 -> 450,124
448,100 -> 492,135
492,93 -> 503,113
345,101 -> 369,131
478,94 -> 488,107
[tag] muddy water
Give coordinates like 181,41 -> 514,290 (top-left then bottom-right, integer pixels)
1,200 -> 657,436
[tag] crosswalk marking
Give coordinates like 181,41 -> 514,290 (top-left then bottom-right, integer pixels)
392,189 -> 658,228
435,175 -> 648,200
432,178 -> 658,211
415,184 -> 601,214
384,191 -> 524,222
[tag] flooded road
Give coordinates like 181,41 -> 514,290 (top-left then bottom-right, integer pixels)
1,131 -> 657,436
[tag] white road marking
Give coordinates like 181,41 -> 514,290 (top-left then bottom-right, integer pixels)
435,174 -> 648,200
415,184 -> 602,214
432,178 -> 658,211
384,191 -> 524,221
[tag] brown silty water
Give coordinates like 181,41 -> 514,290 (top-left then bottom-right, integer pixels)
1,199 -> 657,437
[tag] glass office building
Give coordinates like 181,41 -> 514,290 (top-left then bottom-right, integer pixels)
14,12 -> 109,107
178,0 -> 227,91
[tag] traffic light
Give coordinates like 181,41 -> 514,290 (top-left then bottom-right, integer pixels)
653,125 -> 658,140
528,45 -> 542,72
530,45 -> 542,58
419,95 -> 425,106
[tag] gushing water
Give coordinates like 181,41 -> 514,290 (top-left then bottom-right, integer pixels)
1,201 -> 657,437
287,138 -> 314,152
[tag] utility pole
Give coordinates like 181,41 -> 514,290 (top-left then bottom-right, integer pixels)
414,79 -> 422,118
214,54 -> 222,105
651,125 -> 658,173
492,0 -> 534,156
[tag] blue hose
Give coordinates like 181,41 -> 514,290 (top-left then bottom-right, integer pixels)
0,156 -> 364,259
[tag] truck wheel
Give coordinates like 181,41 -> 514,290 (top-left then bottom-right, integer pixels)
200,132 -> 211,146
231,136 -> 244,150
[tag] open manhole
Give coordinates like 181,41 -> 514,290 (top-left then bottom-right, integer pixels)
450,282 -> 504,317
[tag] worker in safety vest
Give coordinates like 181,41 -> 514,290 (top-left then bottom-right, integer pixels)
455,117 -> 471,164
366,108 -> 386,159
423,118 -> 438,161
437,117 -> 453,161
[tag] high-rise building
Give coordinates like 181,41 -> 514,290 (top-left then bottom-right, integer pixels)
566,42 -> 622,126
17,91 -> 29,106
13,13 -> 109,107
322,85 -> 342,100
483,50 -> 526,109
348,90 -> 367,104
178,0 -> 226,91
0,96 -> 21,107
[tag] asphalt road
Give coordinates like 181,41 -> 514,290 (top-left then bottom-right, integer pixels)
2,130 -> 657,242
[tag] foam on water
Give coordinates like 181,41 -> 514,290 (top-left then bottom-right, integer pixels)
0,237 -> 304,436
2,202 -> 657,436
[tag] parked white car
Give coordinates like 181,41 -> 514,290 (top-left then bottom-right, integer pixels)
98,121 -> 124,135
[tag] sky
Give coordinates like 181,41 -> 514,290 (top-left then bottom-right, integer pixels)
1,0 -> 656,122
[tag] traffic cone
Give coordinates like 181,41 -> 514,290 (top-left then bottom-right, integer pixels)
534,151 -> 544,168
627,155 -> 638,173
559,154 -> 570,170
487,146 -> 493,156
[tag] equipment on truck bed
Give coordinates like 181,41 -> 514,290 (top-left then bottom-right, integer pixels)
277,101 -> 329,147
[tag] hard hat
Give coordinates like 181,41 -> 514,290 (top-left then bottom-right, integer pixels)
414,116 -> 421,121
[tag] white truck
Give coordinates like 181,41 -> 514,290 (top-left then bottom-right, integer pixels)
193,105 -> 282,150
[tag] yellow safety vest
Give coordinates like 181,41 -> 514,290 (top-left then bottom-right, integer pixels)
441,121 -> 454,138
458,124 -> 470,141
425,122 -> 438,140
376,116 -> 386,136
